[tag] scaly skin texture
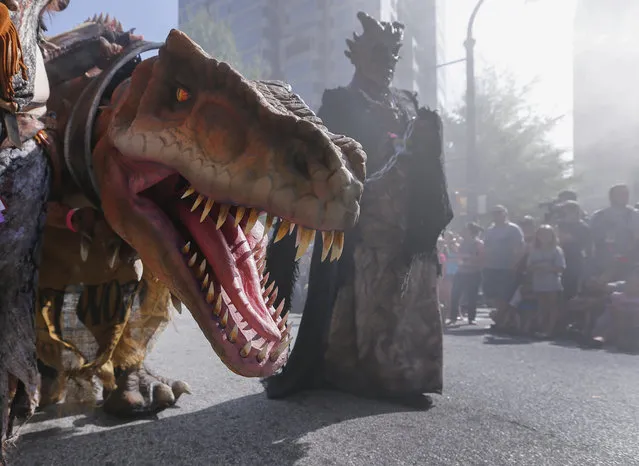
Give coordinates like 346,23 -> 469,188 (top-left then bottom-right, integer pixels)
31,25 -> 365,421
264,12 -> 453,405
0,1 -> 68,464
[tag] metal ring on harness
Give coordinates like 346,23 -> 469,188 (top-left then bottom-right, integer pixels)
63,41 -> 163,208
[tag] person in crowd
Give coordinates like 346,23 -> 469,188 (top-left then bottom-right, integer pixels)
527,225 -> 566,337
556,200 -> 592,302
437,236 -> 450,316
483,205 -> 525,324
590,184 -> 639,281
448,222 -> 484,325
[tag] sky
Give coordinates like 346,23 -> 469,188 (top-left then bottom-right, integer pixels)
45,0 -> 576,151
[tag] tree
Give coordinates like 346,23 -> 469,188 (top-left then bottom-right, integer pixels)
443,67 -> 573,220
179,5 -> 269,80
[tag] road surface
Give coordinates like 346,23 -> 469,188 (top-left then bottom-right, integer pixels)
9,310 -> 639,465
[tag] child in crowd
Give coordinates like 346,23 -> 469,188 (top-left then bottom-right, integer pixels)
449,222 -> 484,325
527,225 -> 566,337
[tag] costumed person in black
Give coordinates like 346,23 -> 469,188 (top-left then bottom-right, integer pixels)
264,11 -> 453,407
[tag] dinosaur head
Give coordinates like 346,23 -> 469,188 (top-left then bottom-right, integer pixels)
98,30 -> 366,377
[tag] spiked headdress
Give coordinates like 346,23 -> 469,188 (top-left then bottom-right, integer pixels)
344,11 -> 404,66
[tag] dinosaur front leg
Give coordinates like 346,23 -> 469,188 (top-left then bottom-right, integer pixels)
0,140 -> 50,459
102,277 -> 190,417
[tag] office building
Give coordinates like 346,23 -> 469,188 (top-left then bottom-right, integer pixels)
573,0 -> 639,207
179,0 -> 445,112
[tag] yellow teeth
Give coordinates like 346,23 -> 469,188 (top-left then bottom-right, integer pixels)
191,194 -> 205,212
214,293 -> 222,316
330,231 -> 345,261
181,186 -> 195,199
206,282 -> 215,304
265,213 -> 275,232
295,227 -> 314,260
217,204 -> 230,230
274,220 -> 291,243
201,273 -> 210,291
229,325 -> 238,343
234,206 -> 246,227
270,338 -> 291,361
200,198 -> 214,223
182,241 -> 191,255
220,309 -> 228,327
257,343 -> 268,362
188,252 -> 198,267
244,209 -> 259,234
198,258 -> 206,278
240,341 -> 252,357
321,231 -> 334,262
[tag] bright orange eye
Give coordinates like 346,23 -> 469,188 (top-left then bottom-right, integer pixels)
176,88 -> 190,102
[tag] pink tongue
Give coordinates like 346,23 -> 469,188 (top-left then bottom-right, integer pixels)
177,204 -> 281,341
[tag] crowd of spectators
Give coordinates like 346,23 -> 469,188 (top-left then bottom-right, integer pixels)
438,184 -> 639,352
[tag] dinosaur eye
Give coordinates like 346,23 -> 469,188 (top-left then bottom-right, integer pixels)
176,88 -> 191,102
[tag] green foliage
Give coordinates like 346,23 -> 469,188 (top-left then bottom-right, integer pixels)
179,5 -> 269,80
443,67 -> 573,220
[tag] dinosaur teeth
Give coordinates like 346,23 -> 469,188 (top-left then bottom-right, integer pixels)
108,240 -> 121,270
257,256 -> 266,274
191,194 -> 205,212
330,232 -> 345,261
266,287 -> 278,307
289,222 -> 296,234
214,293 -> 222,316
229,325 -> 238,343
270,337 -> 291,361
200,198 -> 215,223
260,272 -> 269,286
181,186 -> 195,199
265,213 -> 275,232
278,312 -> 288,330
206,282 -> 215,304
234,206 -> 246,227
273,300 -> 285,320
321,231 -> 334,262
244,209 -> 259,234
240,341 -> 252,357
216,204 -> 230,230
201,273 -> 210,290
274,220 -> 291,243
263,281 -> 275,299
295,227 -> 314,260
182,241 -> 191,254
220,309 -> 228,327
257,343 -> 268,362
188,252 -> 198,267
197,258 -> 207,278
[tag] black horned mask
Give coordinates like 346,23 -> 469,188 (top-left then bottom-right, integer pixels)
344,11 -> 404,87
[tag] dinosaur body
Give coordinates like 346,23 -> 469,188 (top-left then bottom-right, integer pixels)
30,20 -> 365,421
264,12 -> 452,403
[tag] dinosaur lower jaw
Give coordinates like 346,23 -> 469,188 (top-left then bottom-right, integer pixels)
139,174 -> 293,374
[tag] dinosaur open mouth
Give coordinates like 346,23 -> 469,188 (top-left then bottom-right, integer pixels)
139,174 -> 344,371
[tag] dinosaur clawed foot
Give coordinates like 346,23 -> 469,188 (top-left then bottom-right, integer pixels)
102,366 -> 190,418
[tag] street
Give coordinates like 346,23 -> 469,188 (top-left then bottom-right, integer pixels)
10,310 -> 639,466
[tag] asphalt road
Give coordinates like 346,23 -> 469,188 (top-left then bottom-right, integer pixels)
9,309 -> 639,466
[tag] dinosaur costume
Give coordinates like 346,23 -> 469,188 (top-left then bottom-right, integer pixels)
0,1 -> 68,462
2,14 -> 366,463
264,12 -> 453,405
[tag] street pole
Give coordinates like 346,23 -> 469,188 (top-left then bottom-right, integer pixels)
465,0 -> 486,219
